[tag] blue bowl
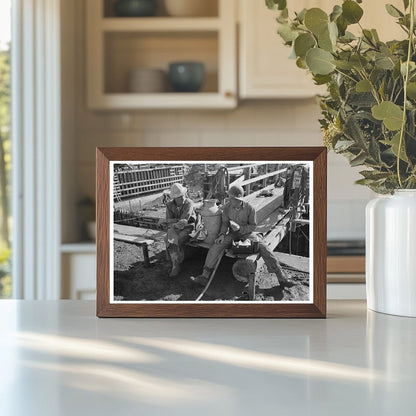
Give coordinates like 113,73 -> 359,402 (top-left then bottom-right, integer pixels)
168,62 -> 205,93
114,0 -> 158,17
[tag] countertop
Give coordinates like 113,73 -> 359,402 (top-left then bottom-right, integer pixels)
0,300 -> 415,415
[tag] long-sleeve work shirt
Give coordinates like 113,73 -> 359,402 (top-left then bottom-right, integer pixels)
166,198 -> 196,225
219,200 -> 257,235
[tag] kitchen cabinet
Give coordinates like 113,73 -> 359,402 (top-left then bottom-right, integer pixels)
238,0 -> 404,99
239,0 -> 325,99
86,0 -> 237,109
61,245 -> 96,300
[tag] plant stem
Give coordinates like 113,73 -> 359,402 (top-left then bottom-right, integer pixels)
397,0 -> 415,188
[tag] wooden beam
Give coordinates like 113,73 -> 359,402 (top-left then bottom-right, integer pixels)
245,187 -> 284,224
240,168 -> 286,187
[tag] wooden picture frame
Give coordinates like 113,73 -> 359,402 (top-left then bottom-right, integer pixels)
96,147 -> 327,317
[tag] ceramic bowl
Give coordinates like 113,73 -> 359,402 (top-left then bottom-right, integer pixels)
114,0 -> 158,17
128,68 -> 167,93
168,62 -> 205,92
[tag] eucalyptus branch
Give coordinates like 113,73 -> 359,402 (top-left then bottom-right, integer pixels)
358,69 -> 381,104
334,68 -> 359,84
397,0 -> 415,188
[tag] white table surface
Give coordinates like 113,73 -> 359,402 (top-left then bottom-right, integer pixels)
0,300 -> 415,416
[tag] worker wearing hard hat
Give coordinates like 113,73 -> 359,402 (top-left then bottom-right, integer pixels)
164,183 -> 196,277
190,184 -> 294,288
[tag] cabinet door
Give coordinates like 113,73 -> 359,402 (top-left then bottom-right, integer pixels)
239,0 -> 326,99
239,0 -> 404,99
62,253 -> 96,300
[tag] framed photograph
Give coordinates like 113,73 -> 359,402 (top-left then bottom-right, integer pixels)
96,147 -> 326,318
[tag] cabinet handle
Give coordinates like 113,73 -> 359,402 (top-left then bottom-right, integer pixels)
224,91 -> 234,99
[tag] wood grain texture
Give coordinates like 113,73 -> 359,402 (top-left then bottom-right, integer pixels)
96,147 -> 327,318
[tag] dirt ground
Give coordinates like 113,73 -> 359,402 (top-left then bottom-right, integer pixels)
113,236 -> 310,302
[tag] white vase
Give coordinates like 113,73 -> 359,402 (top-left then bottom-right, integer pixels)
366,190 -> 416,317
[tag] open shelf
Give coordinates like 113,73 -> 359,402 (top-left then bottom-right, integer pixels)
87,0 -> 236,109
104,31 -> 218,94
102,17 -> 221,31
104,0 -> 219,18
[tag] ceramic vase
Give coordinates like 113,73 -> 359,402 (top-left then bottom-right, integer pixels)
366,190 -> 416,317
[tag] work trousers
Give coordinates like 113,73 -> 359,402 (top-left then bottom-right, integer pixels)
164,225 -> 194,264
204,232 -> 286,281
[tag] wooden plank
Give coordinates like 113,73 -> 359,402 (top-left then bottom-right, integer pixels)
229,174 -> 245,187
276,252 -> 309,273
245,187 -> 284,224
113,224 -> 164,239
114,233 -> 154,246
255,207 -> 287,234
240,168 -> 286,187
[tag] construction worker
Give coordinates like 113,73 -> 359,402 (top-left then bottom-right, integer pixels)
164,183 -> 196,277
190,184 -> 294,288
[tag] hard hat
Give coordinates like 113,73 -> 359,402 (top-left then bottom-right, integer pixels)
170,183 -> 187,198
228,185 -> 244,200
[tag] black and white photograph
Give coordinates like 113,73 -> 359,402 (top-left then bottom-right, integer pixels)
110,161 -> 312,303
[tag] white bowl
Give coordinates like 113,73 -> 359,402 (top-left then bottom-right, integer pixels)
128,68 -> 167,93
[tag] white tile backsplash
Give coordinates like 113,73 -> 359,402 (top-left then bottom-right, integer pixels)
74,100 -> 370,240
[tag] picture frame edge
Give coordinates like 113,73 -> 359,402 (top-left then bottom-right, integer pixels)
96,146 -> 327,318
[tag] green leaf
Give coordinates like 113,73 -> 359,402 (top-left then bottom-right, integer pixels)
277,23 -> 298,43
334,139 -> 355,151
266,0 -> 287,11
330,5 -> 342,22
371,29 -> 380,43
385,4 -> 404,18
294,33 -> 316,58
375,55 -> 395,70
342,0 -> 364,24
356,79 -> 372,92
306,48 -> 335,75
350,54 -> 368,70
318,27 -> 334,52
372,101 -> 404,130
355,178 -> 378,186
360,170 -> 391,180
350,152 -> 368,167
333,60 -> 352,70
304,8 -> 329,35
344,114 -> 367,147
362,29 -> 376,46
313,74 -> 332,85
339,31 -> 356,43
296,8 -> 307,23
296,57 -> 308,69
389,132 -> 409,162
403,0 -> 409,10
336,15 -> 348,36
407,82 -> 416,99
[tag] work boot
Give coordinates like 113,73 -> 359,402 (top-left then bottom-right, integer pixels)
169,264 -> 181,277
275,268 -> 296,288
190,274 -> 209,286
169,251 -> 181,278
190,267 -> 212,286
